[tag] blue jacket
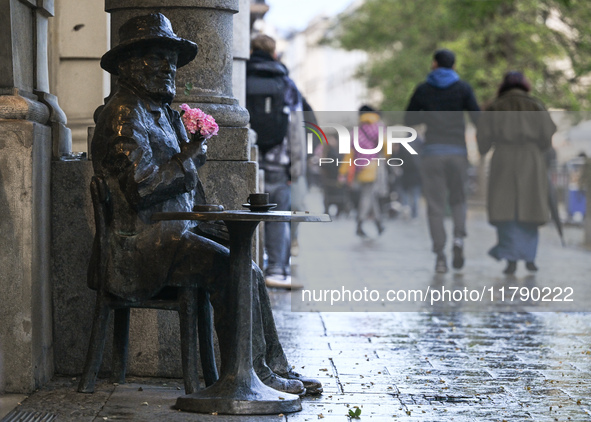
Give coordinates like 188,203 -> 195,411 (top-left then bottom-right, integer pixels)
404,69 -> 480,153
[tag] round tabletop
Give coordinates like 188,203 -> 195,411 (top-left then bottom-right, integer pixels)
151,210 -> 332,223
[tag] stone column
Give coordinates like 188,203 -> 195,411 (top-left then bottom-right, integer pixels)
0,0 -> 67,393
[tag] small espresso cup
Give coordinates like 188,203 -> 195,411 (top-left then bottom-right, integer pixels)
247,193 -> 269,206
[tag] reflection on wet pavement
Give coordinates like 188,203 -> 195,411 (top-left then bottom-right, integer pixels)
271,303 -> 591,421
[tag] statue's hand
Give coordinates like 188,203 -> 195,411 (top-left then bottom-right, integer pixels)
180,135 -> 206,159
179,136 -> 207,169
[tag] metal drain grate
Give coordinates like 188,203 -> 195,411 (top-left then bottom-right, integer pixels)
1,410 -> 57,422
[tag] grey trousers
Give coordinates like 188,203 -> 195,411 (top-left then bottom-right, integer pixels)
420,155 -> 468,254
356,181 -> 382,225
265,171 -> 291,276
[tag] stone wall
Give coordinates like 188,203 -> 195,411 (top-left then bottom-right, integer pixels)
50,159 -> 95,375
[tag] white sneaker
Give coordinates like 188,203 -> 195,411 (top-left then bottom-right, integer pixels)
265,274 -> 303,290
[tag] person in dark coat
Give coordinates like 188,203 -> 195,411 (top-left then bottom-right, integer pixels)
476,71 -> 556,274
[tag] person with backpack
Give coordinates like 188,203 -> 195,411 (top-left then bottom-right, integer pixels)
246,34 -> 305,289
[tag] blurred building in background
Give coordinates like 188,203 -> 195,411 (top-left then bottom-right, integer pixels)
250,0 -> 269,30
253,0 -> 374,112
280,13 -> 372,112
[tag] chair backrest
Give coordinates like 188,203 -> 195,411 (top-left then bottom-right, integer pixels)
87,175 -> 112,290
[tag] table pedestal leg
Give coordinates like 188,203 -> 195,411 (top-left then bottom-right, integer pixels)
175,220 -> 301,414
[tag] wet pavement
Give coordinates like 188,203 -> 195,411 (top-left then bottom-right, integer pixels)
4,198 -> 591,421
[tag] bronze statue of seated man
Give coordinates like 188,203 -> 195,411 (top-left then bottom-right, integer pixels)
90,13 -> 320,395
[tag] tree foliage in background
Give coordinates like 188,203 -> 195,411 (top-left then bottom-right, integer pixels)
333,0 -> 591,110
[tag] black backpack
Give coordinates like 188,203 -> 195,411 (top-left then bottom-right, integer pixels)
246,74 -> 290,155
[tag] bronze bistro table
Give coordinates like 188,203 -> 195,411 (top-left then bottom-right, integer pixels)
151,209 -> 331,415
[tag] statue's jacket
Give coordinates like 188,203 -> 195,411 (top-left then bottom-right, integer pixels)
91,82 -> 207,301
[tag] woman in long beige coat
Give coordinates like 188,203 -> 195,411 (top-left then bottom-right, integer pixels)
477,72 -> 556,274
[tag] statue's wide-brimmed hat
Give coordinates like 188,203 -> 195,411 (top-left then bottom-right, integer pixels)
101,13 -> 198,75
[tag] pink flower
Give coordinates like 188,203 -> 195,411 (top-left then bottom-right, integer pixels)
179,103 -> 219,139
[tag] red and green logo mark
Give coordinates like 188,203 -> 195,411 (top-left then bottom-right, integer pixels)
303,121 -> 328,145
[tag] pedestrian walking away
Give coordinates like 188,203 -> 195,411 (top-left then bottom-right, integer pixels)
404,49 -> 480,273
338,105 -> 387,238
476,71 -> 557,275
246,34 -> 306,290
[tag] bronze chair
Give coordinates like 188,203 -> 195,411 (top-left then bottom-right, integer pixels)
78,175 -> 218,394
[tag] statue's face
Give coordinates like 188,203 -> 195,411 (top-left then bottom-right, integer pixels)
120,46 -> 179,104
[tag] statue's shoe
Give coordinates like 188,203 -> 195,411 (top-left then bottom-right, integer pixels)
281,370 -> 323,395
262,373 -> 305,394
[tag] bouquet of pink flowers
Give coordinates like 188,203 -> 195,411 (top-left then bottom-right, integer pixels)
179,103 -> 219,140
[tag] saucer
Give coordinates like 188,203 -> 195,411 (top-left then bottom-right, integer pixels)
242,203 -> 277,212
